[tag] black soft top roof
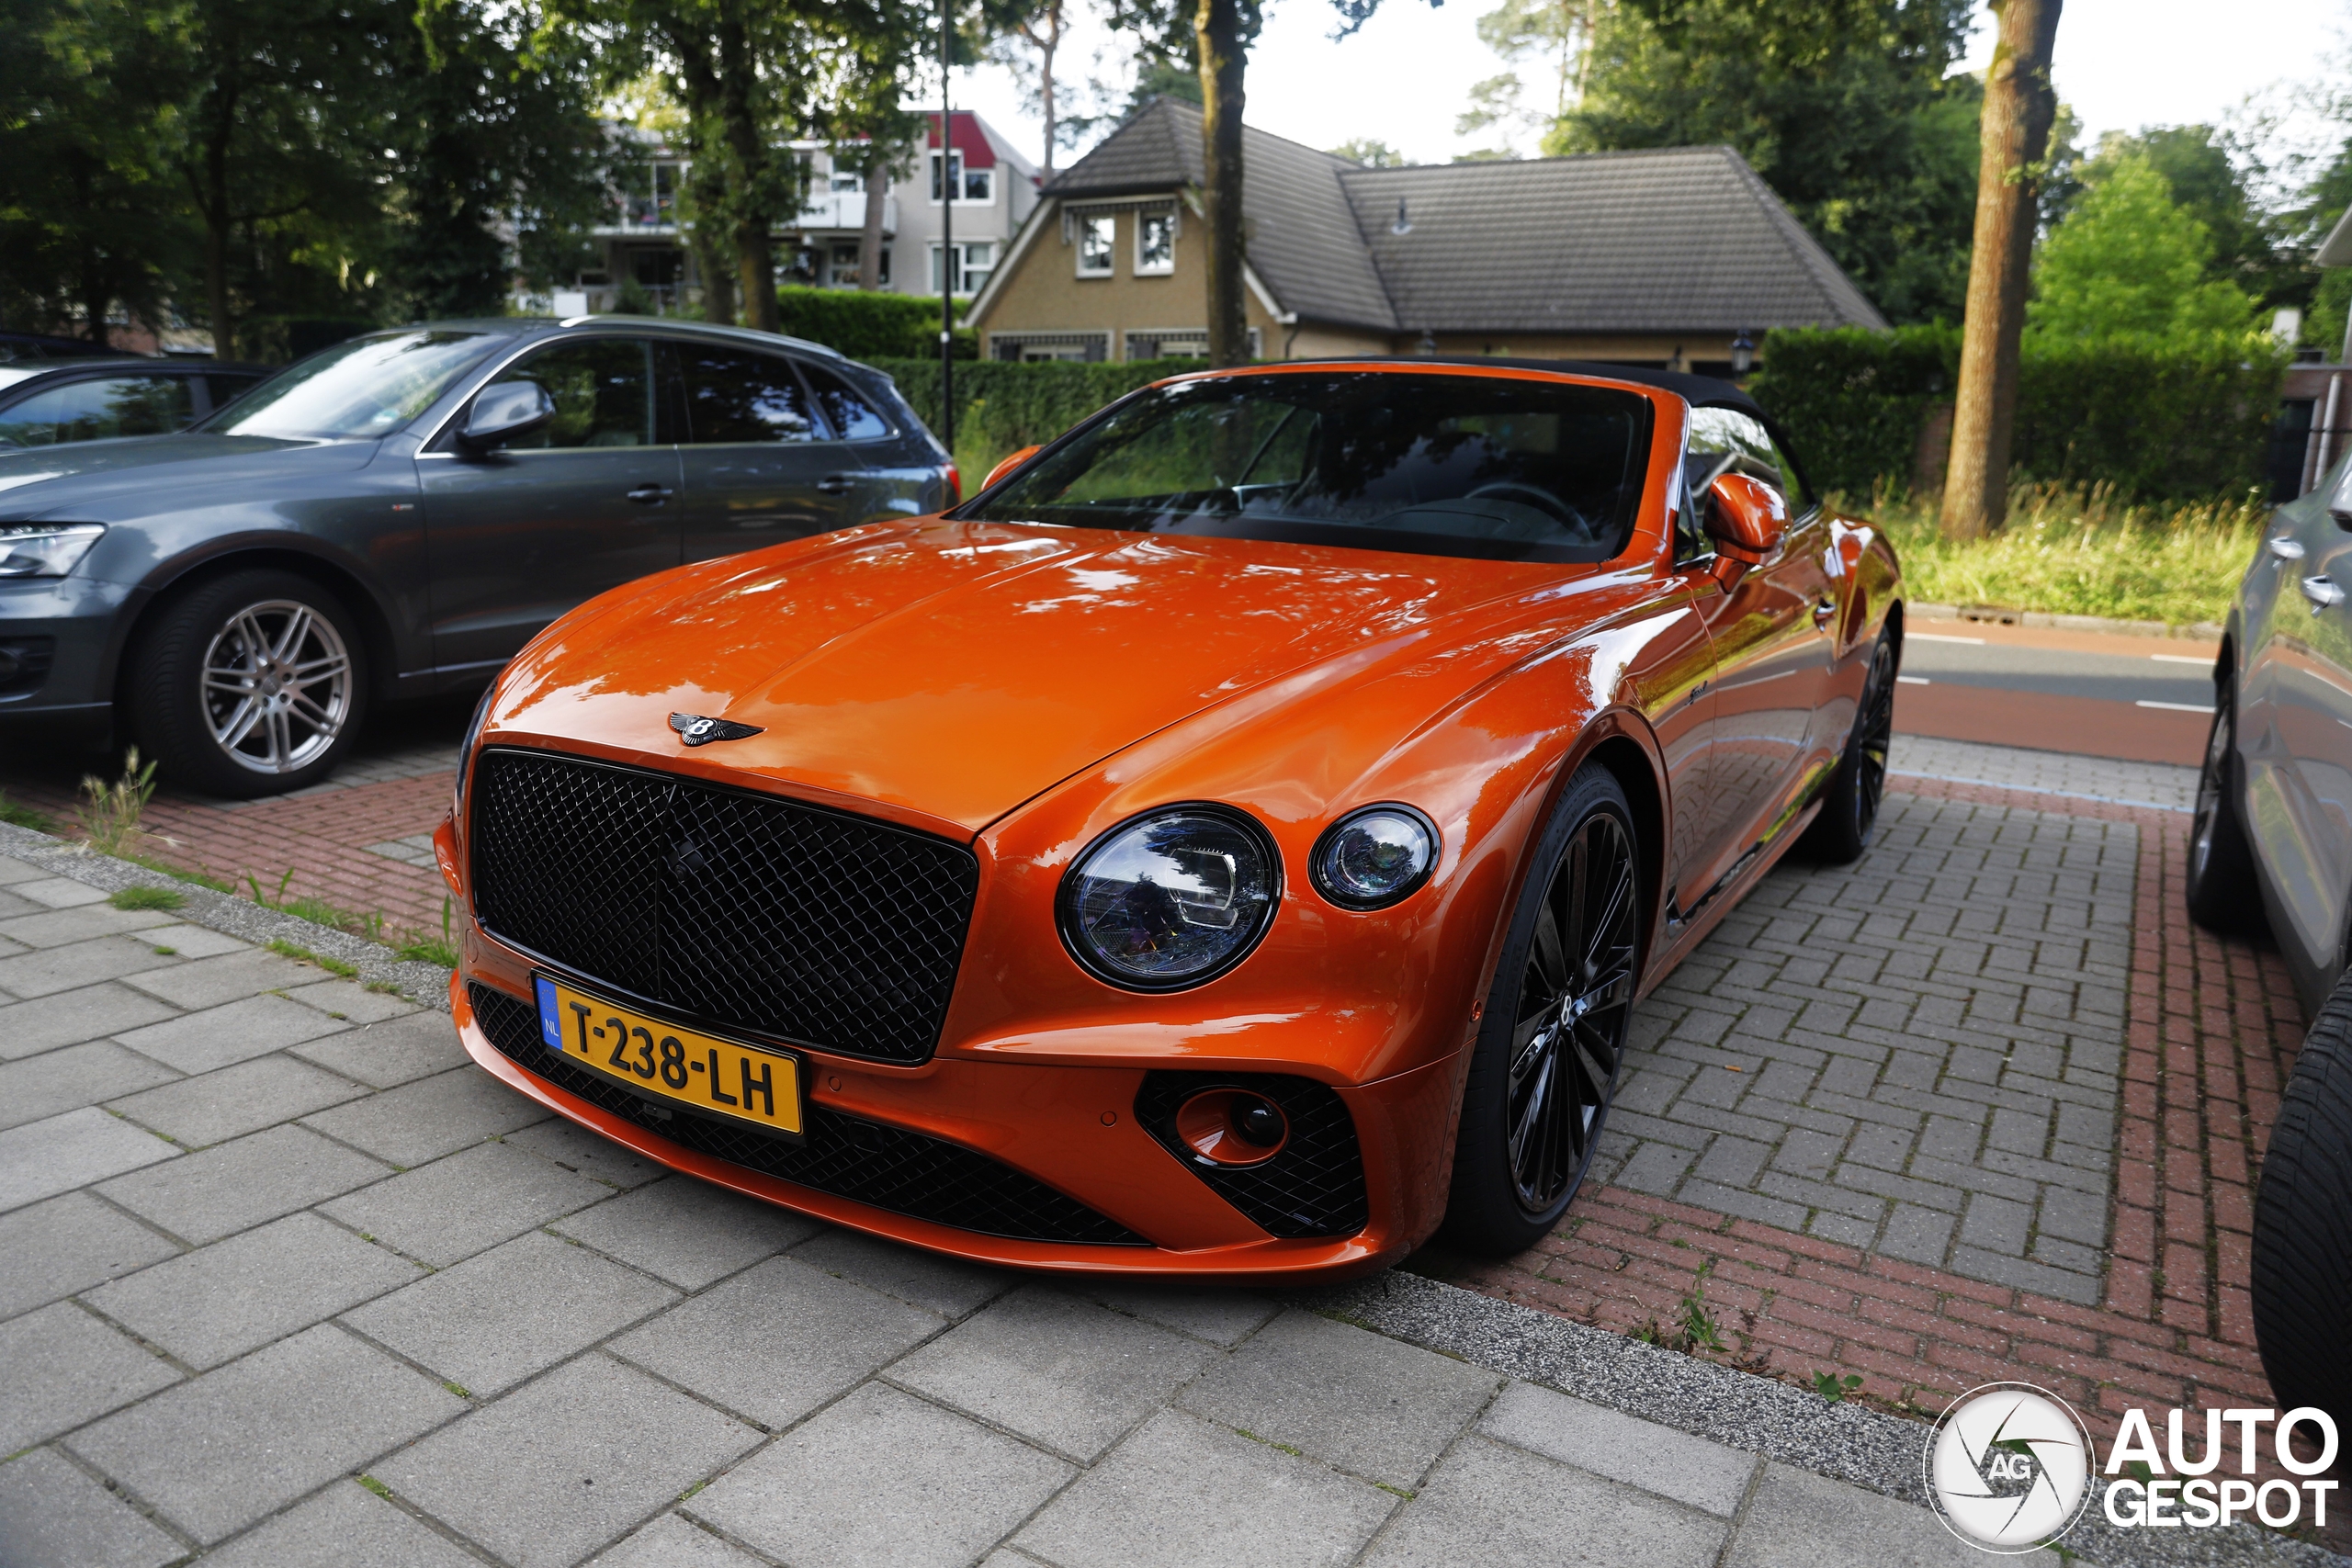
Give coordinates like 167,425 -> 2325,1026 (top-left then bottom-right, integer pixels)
1311,356 -> 1764,417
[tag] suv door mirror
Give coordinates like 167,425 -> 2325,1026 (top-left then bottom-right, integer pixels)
459,381 -> 556,450
1705,472 -> 1787,560
981,445 -> 1041,492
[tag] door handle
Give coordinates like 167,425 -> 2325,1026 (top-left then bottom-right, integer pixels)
2301,574 -> 2344,611
627,483 -> 673,505
2270,536 -> 2307,560
815,474 -> 854,496
1813,595 -> 1838,625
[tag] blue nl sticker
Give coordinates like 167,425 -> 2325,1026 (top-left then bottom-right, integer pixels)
534,976 -> 562,1051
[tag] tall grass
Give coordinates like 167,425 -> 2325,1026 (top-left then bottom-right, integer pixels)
1856,480 -> 2267,629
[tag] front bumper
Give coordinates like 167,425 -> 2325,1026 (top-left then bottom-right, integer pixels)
0,574 -> 130,720
453,958 -> 1459,1280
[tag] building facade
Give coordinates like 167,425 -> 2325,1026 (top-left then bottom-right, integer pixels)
538,113 -> 1042,317
967,98 -> 1887,371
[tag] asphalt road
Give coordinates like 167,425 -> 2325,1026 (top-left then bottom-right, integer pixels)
1894,630 -> 2217,713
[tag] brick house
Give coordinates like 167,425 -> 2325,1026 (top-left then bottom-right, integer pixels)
965,97 -> 1886,370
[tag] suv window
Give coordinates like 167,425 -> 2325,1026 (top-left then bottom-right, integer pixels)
1685,406 -> 1808,508
679,346 -> 817,444
486,339 -> 654,449
0,374 -> 196,447
800,363 -> 890,439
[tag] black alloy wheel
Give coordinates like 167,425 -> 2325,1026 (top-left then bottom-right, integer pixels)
1804,630 -> 1896,864
1443,761 -> 1639,1254
2251,964 -> 2352,1430
2186,678 -> 2265,934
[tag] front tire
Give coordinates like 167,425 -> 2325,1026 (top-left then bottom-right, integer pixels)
2252,969 -> 2352,1430
125,568 -> 370,799
1442,761 -> 1641,1255
1804,629 -> 1895,864
2186,679 -> 2264,934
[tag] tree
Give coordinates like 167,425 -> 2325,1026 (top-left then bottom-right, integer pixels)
1329,138 -> 1408,166
984,0 -> 1079,174
1554,0 -> 1981,326
2028,153 -> 2258,344
1940,0 -> 2060,540
1455,0 -> 1604,156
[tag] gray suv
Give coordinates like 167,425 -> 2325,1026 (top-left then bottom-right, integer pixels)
2192,456 -> 2352,1430
0,318 -> 953,795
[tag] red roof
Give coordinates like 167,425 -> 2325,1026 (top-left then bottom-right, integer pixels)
924,110 -> 997,170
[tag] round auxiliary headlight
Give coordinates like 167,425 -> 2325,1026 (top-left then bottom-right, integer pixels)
1310,805 -> 1438,909
1058,806 -> 1280,990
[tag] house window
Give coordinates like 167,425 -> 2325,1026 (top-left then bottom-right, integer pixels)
989,332 -> 1110,363
1078,215 -> 1114,277
616,160 -> 684,228
929,152 -> 993,204
930,242 -> 993,296
1136,212 -> 1175,274
831,169 -> 864,193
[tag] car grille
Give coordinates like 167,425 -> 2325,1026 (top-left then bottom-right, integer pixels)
1135,1071 -> 1371,1237
469,982 -> 1147,1246
469,747 -> 979,1065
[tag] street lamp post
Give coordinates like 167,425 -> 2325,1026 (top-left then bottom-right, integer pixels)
940,0 -> 955,456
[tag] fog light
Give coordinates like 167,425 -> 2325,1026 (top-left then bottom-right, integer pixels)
1174,1089 -> 1288,1166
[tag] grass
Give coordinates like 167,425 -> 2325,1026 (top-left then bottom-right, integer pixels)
1860,480 -> 2267,628
108,886 -> 185,912
0,791 -> 57,833
267,939 -> 360,979
74,748 -> 158,856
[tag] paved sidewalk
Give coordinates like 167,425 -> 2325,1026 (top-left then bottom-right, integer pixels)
0,848 -> 2050,1568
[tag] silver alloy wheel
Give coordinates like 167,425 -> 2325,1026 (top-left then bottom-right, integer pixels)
199,598 -> 354,774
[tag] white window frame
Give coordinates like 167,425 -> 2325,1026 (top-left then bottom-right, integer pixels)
930,241 -> 993,298
1135,211 -> 1175,276
1078,214 -> 1115,278
928,150 -> 995,206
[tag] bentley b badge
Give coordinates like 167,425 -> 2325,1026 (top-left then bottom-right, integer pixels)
669,713 -> 763,746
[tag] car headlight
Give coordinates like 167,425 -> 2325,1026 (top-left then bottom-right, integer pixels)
1057,805 -> 1280,990
1311,805 -> 1438,909
0,524 -> 104,579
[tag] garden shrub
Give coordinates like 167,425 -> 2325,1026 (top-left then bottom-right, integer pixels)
775,287 -> 976,360
1750,325 -> 2287,502
870,357 -> 1203,457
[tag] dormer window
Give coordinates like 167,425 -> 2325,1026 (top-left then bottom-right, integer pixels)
1136,211 -> 1175,275
1078,214 -> 1115,277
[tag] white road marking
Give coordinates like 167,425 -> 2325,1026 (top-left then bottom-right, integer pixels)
2136,700 -> 2214,714
1908,632 -> 1986,645
2150,653 -> 2211,665
1895,675 -> 1931,685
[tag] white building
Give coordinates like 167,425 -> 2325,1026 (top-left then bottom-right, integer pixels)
547,113 -> 1042,316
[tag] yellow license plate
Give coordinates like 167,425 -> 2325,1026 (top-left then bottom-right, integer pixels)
532,976 -> 803,1138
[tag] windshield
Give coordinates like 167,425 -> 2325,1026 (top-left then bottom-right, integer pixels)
205,330 -> 501,440
957,371 -> 1654,562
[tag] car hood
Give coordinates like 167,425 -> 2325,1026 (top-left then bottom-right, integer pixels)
493,518 -> 1589,836
0,434 -> 372,514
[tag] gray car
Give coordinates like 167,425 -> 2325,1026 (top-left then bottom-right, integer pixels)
0,318 -> 954,796
2193,460 -> 2352,1431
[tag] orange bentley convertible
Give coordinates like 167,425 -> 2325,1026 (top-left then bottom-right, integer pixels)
441,359 -> 1901,1280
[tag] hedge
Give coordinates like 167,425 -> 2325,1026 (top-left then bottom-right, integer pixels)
1749,325 -> 2288,502
775,287 -> 976,360
869,357 -> 1204,457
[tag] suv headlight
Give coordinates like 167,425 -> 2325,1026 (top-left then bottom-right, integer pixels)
0,524 -> 105,579
1057,805 -> 1280,990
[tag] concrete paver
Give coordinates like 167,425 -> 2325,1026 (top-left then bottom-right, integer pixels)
1477,1382 -> 1758,1516
109,993 -> 350,1076
689,1382 -> 1071,1568
198,1480 -> 484,1568
0,1301 -> 180,1452
106,1053 -> 366,1146
0,1106 -> 178,1213
298,1063 -> 548,1164
95,1123 -> 391,1246
553,1172 -> 820,1289
320,1138 -> 611,1267
0,1447 -> 184,1568
1361,1435 -> 1728,1568
0,1191 -> 180,1318
787,1224 -> 1015,1317
374,1354 -> 761,1568
288,1010 -> 468,1088
0,982 -> 178,1059
0,1040 -> 179,1130
1722,1462 -> 2052,1567
590,1513 -> 767,1567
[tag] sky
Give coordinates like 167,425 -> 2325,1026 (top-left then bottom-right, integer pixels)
945,0 -> 2347,176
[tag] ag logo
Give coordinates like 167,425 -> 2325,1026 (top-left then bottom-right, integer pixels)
1925,1382 -> 2095,1553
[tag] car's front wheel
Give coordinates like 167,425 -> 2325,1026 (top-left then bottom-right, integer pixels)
2252,965 -> 2352,1430
2186,678 -> 2265,933
1442,761 -> 1640,1255
126,568 -> 369,798
1804,628 -> 1896,864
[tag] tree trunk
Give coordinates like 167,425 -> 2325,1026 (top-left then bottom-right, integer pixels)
717,5 -> 778,333
1038,4 -> 1059,175
858,155 -> 888,288
669,43 -> 737,326
1940,0 -> 2062,539
72,160 -> 107,349
1196,0 -> 1249,368
201,137 -> 233,358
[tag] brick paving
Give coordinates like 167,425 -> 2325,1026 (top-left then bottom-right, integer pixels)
1428,750 -> 2314,1487
0,850 -> 2004,1567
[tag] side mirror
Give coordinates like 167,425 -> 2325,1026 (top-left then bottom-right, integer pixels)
458,381 -> 556,451
981,445 -> 1042,492
1705,472 -> 1787,561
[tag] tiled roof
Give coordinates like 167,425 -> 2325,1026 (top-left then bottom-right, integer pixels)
1037,102 -> 1884,335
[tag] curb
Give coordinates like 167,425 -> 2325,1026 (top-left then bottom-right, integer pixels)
1911,602 -> 2226,643
0,820 -> 454,1013
1295,1273 -> 2345,1567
